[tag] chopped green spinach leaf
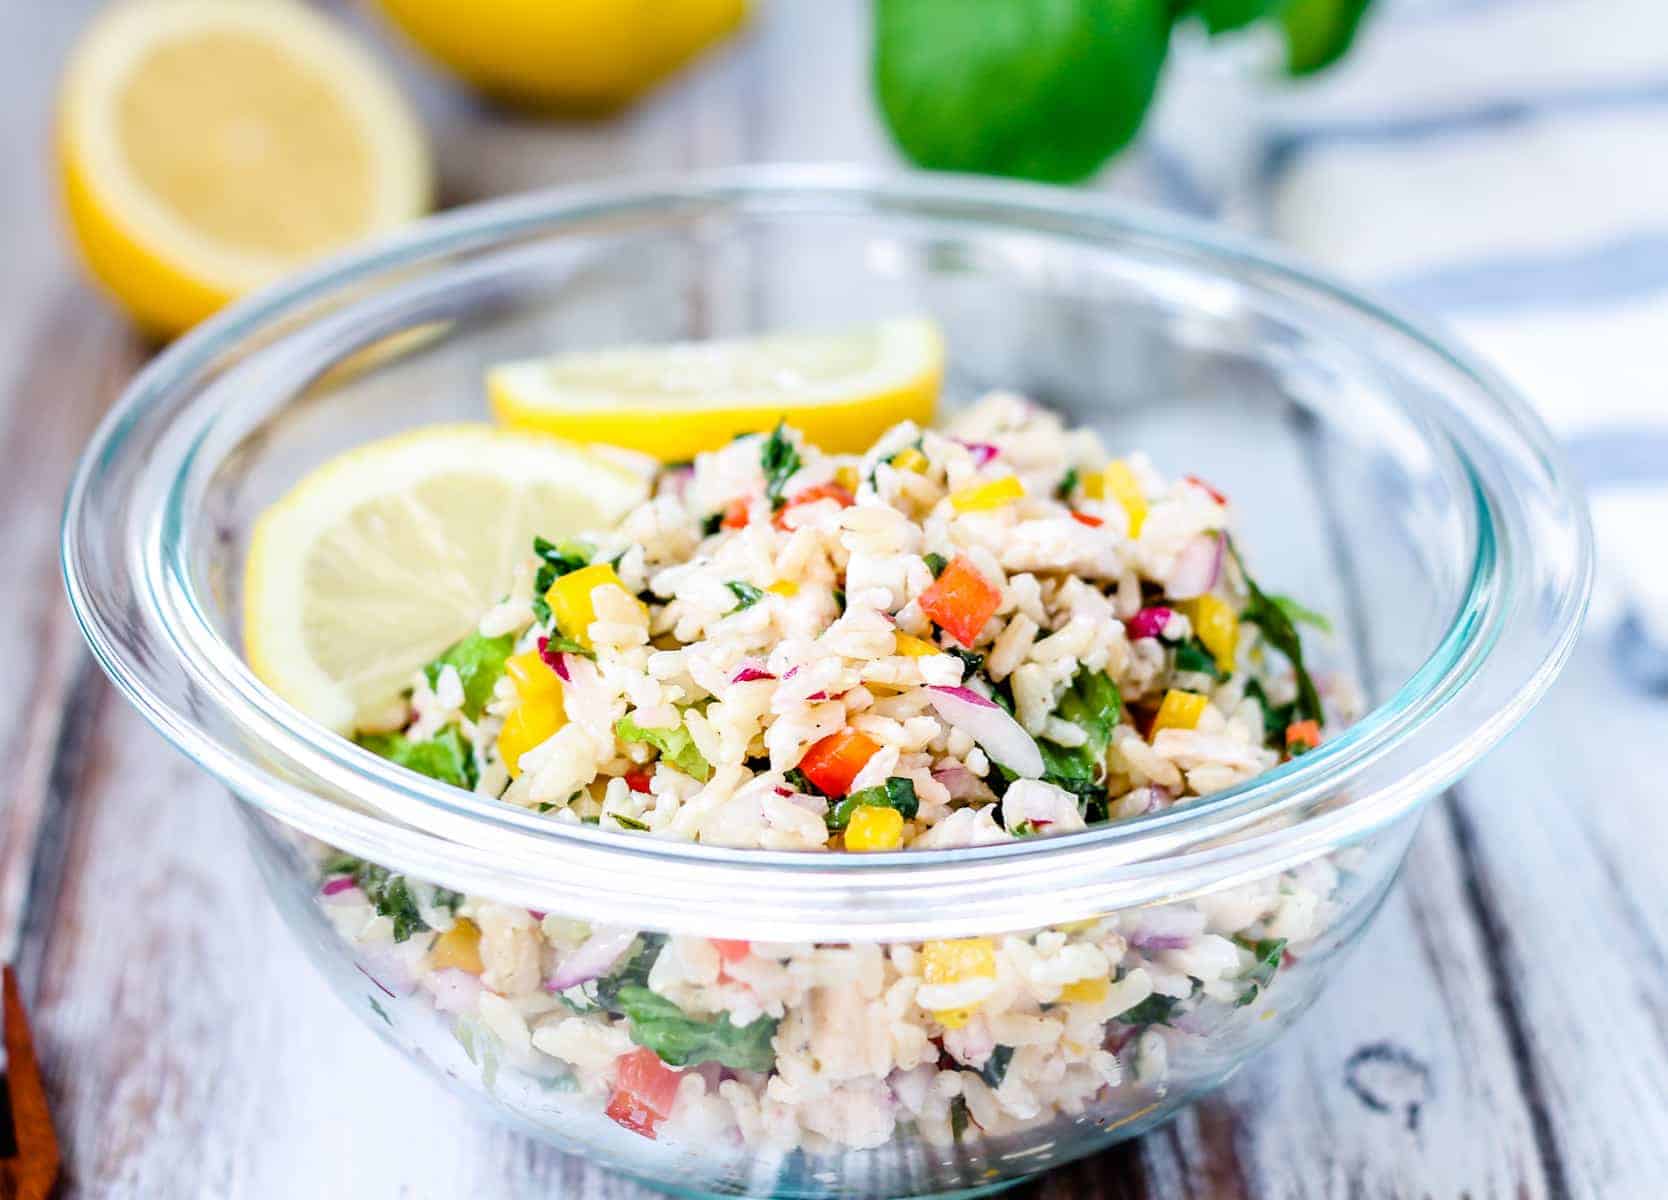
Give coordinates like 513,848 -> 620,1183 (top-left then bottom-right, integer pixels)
979,1044 -> 1015,1088
612,985 -> 778,1071
423,632 -> 514,719
1230,539 -> 1324,725
616,715 -> 712,782
1056,466 -> 1080,500
1173,637 -> 1223,680
356,725 -> 478,791
1235,936 -> 1287,1006
1116,991 -> 1182,1027
923,552 -> 948,578
828,777 -> 919,830
1269,594 -> 1333,633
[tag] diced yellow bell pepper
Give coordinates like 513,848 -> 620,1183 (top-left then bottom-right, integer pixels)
845,805 -> 904,851
1101,460 -> 1147,538
948,476 -> 1024,513
933,1007 -> 976,1029
834,465 -> 860,493
893,632 -> 940,658
505,648 -> 561,702
1177,595 -> 1239,675
1058,977 -> 1109,1005
891,447 -> 929,474
545,563 -> 642,650
430,918 -> 484,974
767,580 -> 799,597
1150,689 -> 1208,738
922,937 -> 997,984
497,696 -> 565,777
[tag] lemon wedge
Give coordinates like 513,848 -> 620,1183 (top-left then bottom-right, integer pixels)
243,427 -> 647,732
488,318 -> 944,461
370,0 -> 747,111
57,0 -> 431,338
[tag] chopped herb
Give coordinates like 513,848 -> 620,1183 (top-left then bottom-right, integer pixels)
535,801 -> 558,813
423,632 -> 515,719
531,537 -> 593,625
1009,819 -> 1039,837
946,646 -> 985,676
611,985 -> 778,1071
593,935 -> 663,1008
760,421 -> 803,509
1235,936 -> 1287,1006
1270,594 -> 1333,633
979,1045 -> 1015,1088
949,1094 -> 971,1142
357,725 -> 478,791
827,777 -> 919,830
607,813 -> 651,832
1230,538 -> 1324,725
701,511 -> 724,536
785,767 -> 826,798
923,552 -> 949,578
350,863 -> 432,942
725,580 -> 766,612
1055,466 -> 1080,500
322,852 -> 363,877
615,715 -> 712,782
369,996 -> 392,1026
831,586 -> 847,613
543,631 -> 596,660
1173,637 -> 1224,680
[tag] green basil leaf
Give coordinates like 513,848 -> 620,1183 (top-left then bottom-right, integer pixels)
423,632 -> 515,719
616,715 -> 712,782
874,0 -> 1171,183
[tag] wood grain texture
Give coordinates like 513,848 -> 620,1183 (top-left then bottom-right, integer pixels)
3,3 -> 1665,1198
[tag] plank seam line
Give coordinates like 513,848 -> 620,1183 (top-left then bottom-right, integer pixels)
1445,786 -> 1572,1200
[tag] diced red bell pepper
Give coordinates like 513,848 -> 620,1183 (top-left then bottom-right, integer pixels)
1284,719 -> 1322,756
624,768 -> 653,793
1069,511 -> 1104,528
710,938 -> 751,963
773,482 -> 854,530
606,1047 -> 683,1138
918,555 -> 1001,648
797,728 -> 880,797
720,498 -> 751,530
1184,474 -> 1229,505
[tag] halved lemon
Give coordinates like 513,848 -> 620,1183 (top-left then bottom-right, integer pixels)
488,317 -> 945,461
243,427 -> 647,732
57,0 -> 432,338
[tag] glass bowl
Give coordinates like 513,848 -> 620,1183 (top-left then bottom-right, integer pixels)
61,168 -> 1590,1199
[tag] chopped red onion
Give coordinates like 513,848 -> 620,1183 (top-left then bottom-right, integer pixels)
1125,606 -> 1174,641
546,927 -> 637,992
930,764 -> 982,800
1129,932 -> 1193,951
955,440 -> 1000,466
537,636 -> 571,681
1166,532 -> 1224,600
732,665 -> 775,683
926,686 -> 1043,778
321,876 -> 357,896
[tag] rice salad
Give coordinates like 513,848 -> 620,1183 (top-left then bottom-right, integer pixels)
319,393 -> 1361,1151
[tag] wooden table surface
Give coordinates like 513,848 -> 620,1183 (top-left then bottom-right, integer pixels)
4,4 -> 1666,1198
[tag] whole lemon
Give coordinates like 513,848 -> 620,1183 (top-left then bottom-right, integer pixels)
371,0 -> 747,111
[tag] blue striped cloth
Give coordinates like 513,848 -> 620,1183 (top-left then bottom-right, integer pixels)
1254,0 -> 1668,677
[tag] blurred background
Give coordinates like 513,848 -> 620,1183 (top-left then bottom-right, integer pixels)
5,0 -> 1668,1195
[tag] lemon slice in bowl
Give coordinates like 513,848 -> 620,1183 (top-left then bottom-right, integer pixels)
488,317 -> 944,461
243,426 -> 647,732
56,0 -> 431,338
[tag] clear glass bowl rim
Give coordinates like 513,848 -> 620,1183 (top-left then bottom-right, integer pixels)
61,166 -> 1593,938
